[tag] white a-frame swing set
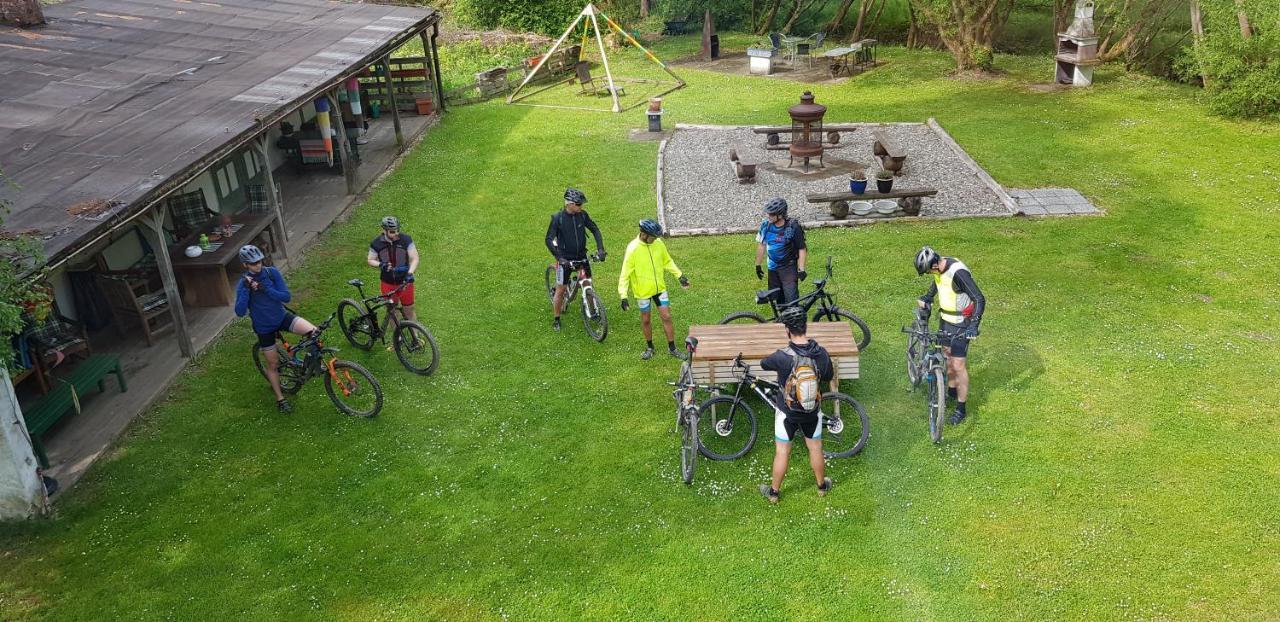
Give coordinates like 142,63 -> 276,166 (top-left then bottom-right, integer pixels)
506,3 -> 685,113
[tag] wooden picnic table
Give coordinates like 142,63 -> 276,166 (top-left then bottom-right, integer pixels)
168,211 -> 276,307
687,322 -> 859,387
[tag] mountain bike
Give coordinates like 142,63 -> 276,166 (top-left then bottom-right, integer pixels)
719,256 -> 872,351
903,308 -> 950,443
251,312 -> 384,417
667,336 -> 710,484
698,352 -> 869,459
544,255 -> 607,342
336,278 -> 439,375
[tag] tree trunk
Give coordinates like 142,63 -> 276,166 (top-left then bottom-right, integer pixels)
853,0 -> 873,40
910,0 -> 1013,72
827,0 -> 858,32
757,0 -> 783,34
640,0 -> 650,18
1236,1 -> 1253,39
1189,0 -> 1209,86
906,0 -> 921,49
865,0 -> 887,38
781,0 -> 804,34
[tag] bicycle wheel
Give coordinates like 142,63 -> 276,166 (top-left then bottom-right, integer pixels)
927,366 -> 946,444
696,395 -> 757,461
814,307 -> 871,352
581,288 -> 608,342
679,410 -> 698,485
544,265 -> 556,305
337,299 -> 375,351
906,330 -> 925,388
252,342 -> 304,395
820,392 -> 870,459
323,359 -> 383,418
393,321 -> 440,376
718,311 -> 768,324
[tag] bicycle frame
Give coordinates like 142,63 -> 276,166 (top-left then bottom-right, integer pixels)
278,313 -> 357,394
348,280 -> 411,344
759,257 -> 839,320
557,259 -> 596,310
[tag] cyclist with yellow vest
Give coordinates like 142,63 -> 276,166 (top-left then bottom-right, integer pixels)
619,219 -> 689,360
915,246 -> 985,424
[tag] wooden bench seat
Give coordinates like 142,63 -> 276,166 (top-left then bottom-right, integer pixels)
21,353 -> 127,468
687,323 -> 858,387
872,129 -> 907,175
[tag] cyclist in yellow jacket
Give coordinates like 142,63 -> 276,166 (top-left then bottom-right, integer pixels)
619,219 -> 690,360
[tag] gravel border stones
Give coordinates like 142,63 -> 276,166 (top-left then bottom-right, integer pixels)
659,121 -> 1017,236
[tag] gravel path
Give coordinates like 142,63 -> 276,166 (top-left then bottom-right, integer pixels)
660,123 -> 1013,234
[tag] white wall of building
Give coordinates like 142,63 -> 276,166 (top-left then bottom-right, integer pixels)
0,368 -> 45,520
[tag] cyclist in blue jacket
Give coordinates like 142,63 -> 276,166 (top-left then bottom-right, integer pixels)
234,245 -> 317,413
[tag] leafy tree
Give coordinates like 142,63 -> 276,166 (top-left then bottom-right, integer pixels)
1178,0 -> 1280,118
908,0 -> 1018,71
0,169 -> 45,374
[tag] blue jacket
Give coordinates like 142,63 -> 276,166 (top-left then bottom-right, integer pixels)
234,266 -> 291,334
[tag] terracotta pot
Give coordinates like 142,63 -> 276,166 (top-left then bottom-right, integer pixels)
416,98 -> 434,115
648,98 -> 663,113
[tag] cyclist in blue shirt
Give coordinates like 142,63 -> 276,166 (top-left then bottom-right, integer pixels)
754,197 -> 808,305
234,245 -> 317,413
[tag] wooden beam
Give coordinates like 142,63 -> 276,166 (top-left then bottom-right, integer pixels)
429,22 -> 446,113
328,91 -> 357,195
805,188 -> 938,202
142,209 -> 194,358
380,56 -> 405,151
253,136 -> 289,263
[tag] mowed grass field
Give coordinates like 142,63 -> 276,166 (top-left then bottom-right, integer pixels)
2,40 -> 1278,620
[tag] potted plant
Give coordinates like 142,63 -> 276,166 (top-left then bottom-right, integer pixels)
875,169 -> 894,193
849,170 -> 868,195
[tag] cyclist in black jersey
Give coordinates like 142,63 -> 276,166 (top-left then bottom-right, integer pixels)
546,187 -> 606,332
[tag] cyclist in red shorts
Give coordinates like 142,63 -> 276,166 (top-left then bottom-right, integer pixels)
367,216 -> 419,321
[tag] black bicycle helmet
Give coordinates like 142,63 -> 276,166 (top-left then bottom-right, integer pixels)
779,306 -> 807,334
564,187 -> 587,205
638,219 -> 663,237
914,246 -> 940,275
764,197 -> 788,216
381,215 -> 399,230
238,244 -> 265,264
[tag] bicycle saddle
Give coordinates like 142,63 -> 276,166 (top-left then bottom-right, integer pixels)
347,278 -> 364,287
756,288 -> 780,304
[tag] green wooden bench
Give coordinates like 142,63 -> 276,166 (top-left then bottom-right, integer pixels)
22,354 -> 127,468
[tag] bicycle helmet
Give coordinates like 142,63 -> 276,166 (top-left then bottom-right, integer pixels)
238,244 -> 265,264
381,216 -> 399,231
564,187 -> 587,205
638,219 -> 663,237
763,197 -> 788,216
779,306 -> 807,334
914,246 -> 940,275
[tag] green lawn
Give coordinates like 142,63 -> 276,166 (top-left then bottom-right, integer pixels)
2,41 -> 1279,621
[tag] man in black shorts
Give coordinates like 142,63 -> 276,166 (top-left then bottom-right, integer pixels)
545,187 -> 606,332
915,246 -> 986,424
234,245 -> 317,413
758,308 -> 835,504
754,197 -> 808,305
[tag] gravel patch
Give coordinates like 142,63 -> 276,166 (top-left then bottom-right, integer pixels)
659,123 -> 1014,234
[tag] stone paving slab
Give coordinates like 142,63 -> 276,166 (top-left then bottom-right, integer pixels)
1008,187 -> 1101,217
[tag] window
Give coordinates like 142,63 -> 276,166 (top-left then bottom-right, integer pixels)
219,162 -> 239,196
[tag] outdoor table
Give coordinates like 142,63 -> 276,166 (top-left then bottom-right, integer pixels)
823,45 -> 859,77
687,322 -> 859,388
781,35 -> 807,65
168,212 -> 276,307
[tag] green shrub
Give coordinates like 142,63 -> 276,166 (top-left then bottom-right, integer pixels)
1177,0 -> 1280,119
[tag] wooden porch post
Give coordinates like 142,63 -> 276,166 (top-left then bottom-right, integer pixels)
142,208 -> 194,358
421,26 -> 444,113
380,56 -> 404,151
253,135 -> 290,263
328,90 -> 358,195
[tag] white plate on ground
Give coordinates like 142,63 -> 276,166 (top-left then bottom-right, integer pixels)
850,201 -> 874,216
874,200 -> 898,215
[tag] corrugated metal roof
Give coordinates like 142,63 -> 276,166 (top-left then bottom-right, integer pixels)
0,0 -> 435,264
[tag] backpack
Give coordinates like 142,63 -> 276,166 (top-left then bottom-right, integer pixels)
783,346 -> 822,413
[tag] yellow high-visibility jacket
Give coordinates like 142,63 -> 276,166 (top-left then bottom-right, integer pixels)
618,236 -> 682,300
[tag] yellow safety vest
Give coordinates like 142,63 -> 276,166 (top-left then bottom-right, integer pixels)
935,259 -> 973,325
